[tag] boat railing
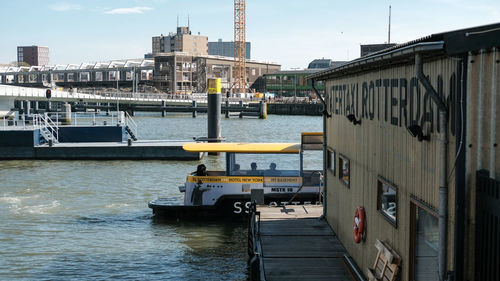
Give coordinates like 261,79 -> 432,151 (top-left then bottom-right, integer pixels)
248,202 -> 266,281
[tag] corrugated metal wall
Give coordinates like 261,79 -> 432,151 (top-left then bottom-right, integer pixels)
324,56 -> 460,280
465,47 -> 499,280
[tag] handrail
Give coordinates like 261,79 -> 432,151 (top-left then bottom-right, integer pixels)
45,114 -> 59,142
78,90 -> 256,103
43,111 -> 121,127
38,113 -> 59,143
249,202 -> 266,281
124,111 -> 138,137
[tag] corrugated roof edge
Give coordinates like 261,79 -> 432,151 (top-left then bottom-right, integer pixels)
309,22 -> 500,80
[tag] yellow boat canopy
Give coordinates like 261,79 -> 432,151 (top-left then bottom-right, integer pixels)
182,142 -> 300,154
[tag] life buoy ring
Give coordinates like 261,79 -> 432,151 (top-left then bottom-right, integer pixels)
353,206 -> 365,243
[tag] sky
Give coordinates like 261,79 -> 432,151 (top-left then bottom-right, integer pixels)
0,0 -> 499,69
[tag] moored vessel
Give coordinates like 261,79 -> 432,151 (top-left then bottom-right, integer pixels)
149,133 -> 324,220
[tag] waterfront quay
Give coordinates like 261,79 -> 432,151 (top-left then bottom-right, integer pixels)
0,85 -> 267,119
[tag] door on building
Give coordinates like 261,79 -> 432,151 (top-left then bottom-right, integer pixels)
410,201 -> 439,281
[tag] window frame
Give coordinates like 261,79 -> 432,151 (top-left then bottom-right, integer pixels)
338,154 -> 350,187
326,147 -> 336,176
377,176 -> 398,227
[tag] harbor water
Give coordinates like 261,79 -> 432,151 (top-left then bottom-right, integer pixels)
0,114 -> 322,280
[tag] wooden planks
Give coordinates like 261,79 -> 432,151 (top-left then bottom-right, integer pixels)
256,205 -> 355,281
263,258 -> 354,281
258,204 -> 324,220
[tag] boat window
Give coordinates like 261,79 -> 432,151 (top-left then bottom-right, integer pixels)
302,150 -> 323,171
229,154 -> 299,177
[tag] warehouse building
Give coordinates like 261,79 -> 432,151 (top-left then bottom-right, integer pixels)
310,23 -> 500,281
263,60 -> 346,97
153,52 -> 280,94
152,26 -> 208,56
208,39 -> 251,59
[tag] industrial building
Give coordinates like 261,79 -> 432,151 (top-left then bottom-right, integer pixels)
208,39 -> 251,59
17,46 -> 49,66
0,59 -> 154,89
264,69 -> 325,97
263,60 -> 346,97
308,58 -> 335,69
152,26 -> 208,56
0,53 -> 279,94
360,43 -> 397,57
310,22 -> 500,281
153,52 -> 280,94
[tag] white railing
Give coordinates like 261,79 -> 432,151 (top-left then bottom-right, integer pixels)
1,111 -> 127,131
124,111 -> 138,137
79,90 -> 256,103
1,114 -> 36,130
1,111 -> 140,144
43,111 -> 121,127
35,113 -> 59,144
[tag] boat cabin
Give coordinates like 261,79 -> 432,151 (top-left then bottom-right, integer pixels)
181,133 -> 323,211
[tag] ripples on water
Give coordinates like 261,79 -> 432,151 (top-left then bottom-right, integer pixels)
0,114 -> 321,280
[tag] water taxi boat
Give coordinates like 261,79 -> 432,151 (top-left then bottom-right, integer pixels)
149,133 -> 323,220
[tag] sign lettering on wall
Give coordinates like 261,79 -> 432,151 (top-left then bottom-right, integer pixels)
327,74 -> 457,135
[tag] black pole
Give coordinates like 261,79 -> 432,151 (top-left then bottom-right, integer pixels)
311,78 -> 329,217
207,79 -> 222,155
453,55 -> 467,281
208,92 -> 221,141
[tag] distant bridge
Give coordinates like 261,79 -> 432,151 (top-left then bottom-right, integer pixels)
0,85 -> 261,118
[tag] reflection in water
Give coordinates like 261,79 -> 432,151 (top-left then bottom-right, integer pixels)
0,114 -> 321,280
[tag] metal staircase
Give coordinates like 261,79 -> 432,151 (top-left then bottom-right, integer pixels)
35,114 -> 59,144
125,125 -> 137,141
124,112 -> 138,141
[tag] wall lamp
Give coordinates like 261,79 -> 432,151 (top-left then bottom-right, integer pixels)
346,114 -> 361,125
406,124 -> 430,141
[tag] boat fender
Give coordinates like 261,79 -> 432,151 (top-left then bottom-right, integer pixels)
353,206 -> 365,243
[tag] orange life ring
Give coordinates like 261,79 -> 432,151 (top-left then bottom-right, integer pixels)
353,206 -> 365,243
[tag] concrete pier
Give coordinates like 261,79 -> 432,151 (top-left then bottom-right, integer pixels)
0,126 -> 202,160
161,100 -> 166,117
192,100 -> 197,118
33,141 -> 201,160
61,103 -> 72,125
225,92 -> 230,118
25,100 -> 31,114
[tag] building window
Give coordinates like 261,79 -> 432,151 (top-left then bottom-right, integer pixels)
339,154 -> 350,187
327,149 -> 335,176
377,177 -> 397,226
410,199 -> 439,280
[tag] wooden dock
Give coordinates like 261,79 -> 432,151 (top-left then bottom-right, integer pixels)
248,205 -> 356,281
